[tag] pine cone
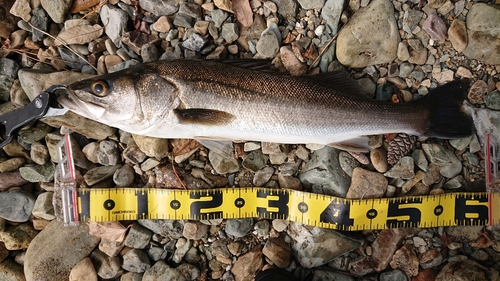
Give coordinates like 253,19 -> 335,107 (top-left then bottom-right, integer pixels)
387,133 -> 417,165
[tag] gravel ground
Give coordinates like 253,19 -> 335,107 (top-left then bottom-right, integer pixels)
1,0 -> 500,280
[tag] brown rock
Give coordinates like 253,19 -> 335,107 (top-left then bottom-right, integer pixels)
402,170 -> 425,194
280,45 -> 307,76
262,238 -> 292,268
0,259 -> 25,281
69,257 -> 98,281
435,260 -> 497,281
182,221 -> 209,240
231,245 -> 263,281
412,268 -> 437,281
0,171 -> 29,191
444,225 -> 483,243
122,30 -> 161,55
152,16 -> 173,33
390,243 -> 419,279
370,147 -> 388,173
371,229 -> 405,271
448,19 -> 467,53
214,0 -> 233,12
0,223 -> 38,250
346,167 -> 388,199
468,80 -> 488,105
277,173 -> 303,190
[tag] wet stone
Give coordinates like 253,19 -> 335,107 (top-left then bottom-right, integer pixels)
226,218 -> 254,238
122,248 -> 152,273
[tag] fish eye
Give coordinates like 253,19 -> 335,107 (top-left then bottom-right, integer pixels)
91,80 -> 110,97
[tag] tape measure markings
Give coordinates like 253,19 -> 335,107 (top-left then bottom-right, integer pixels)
75,187 -> 500,230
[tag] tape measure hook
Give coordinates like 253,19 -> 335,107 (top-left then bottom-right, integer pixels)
56,134 -> 80,226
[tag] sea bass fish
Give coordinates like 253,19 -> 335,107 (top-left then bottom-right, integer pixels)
59,60 -> 472,152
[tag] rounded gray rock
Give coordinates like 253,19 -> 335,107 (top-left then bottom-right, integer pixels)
225,218 -> 254,238
256,30 -> 280,58
336,0 -> 400,67
123,249 -> 152,273
0,190 -> 35,222
25,220 -> 100,281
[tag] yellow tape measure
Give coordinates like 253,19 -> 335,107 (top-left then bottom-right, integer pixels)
72,187 -> 500,231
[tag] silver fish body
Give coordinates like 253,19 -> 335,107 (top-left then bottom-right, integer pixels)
59,60 -> 472,150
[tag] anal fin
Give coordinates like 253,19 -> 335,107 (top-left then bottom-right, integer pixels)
195,138 -> 234,158
328,136 -> 372,152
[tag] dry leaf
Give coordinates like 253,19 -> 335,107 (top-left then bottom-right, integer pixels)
214,0 -> 233,12
69,0 -> 101,13
171,139 -> 201,157
88,222 -> 128,243
55,24 -> 104,46
233,0 -> 253,27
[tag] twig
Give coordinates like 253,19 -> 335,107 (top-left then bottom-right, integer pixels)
308,24 -> 346,72
171,155 -> 188,190
28,22 -> 99,72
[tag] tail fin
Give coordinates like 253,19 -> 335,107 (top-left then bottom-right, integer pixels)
417,79 -> 473,139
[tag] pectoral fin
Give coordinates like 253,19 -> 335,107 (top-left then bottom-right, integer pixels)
174,108 -> 235,126
328,136 -> 372,152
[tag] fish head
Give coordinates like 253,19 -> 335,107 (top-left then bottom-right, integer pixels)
60,75 -> 137,121
59,65 -> 179,133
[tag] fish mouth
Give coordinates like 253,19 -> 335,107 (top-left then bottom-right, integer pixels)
58,88 -> 107,119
